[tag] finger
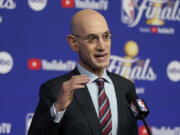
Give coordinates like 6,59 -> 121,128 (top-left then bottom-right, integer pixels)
63,84 -> 86,94
70,84 -> 86,91
71,76 -> 90,84
65,78 -> 89,87
72,75 -> 89,80
62,81 -> 87,91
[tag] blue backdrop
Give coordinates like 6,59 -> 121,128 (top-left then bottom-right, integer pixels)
0,0 -> 180,135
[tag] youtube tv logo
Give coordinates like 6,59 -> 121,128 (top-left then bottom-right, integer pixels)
61,0 -> 74,8
61,0 -> 109,10
28,59 -> 42,70
150,27 -> 158,33
27,58 -> 76,71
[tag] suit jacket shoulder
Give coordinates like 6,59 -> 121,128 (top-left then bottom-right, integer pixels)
107,71 -> 135,89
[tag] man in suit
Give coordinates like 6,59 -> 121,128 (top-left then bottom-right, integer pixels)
28,9 -> 138,135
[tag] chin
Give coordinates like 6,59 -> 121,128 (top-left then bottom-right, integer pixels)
94,62 -> 109,69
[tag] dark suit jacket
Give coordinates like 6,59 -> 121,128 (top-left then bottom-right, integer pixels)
28,68 -> 138,135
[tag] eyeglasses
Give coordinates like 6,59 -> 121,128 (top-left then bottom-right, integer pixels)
73,31 -> 112,44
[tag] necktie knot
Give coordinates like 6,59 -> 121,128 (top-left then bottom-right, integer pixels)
96,78 -> 104,89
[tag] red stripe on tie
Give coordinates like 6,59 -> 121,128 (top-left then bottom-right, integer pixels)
100,109 -> 111,127
99,99 -> 110,118
102,121 -> 112,135
99,92 -> 106,105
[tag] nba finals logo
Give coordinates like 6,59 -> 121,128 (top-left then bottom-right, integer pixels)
108,41 -> 157,81
121,0 -> 180,28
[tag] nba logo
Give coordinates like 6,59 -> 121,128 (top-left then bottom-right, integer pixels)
25,113 -> 34,135
130,102 -> 138,117
137,99 -> 148,111
121,0 -> 137,24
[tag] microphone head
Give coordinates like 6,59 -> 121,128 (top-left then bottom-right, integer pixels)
125,91 -> 149,119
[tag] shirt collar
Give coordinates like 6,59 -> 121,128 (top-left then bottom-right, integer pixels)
77,63 -> 111,84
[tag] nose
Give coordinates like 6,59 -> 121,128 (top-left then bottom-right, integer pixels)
96,37 -> 106,51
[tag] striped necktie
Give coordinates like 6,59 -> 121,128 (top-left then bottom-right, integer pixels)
96,78 -> 112,135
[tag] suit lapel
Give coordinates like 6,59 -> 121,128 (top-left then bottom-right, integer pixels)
74,87 -> 102,135
71,68 -> 102,135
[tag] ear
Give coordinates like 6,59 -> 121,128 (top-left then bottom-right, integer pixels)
67,35 -> 79,52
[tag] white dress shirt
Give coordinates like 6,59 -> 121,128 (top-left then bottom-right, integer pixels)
50,64 -> 118,135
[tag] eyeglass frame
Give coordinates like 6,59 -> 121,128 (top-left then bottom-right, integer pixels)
72,31 -> 112,44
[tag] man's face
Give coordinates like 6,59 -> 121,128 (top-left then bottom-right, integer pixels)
75,20 -> 111,72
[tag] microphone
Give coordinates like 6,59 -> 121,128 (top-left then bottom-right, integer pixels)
126,91 -> 152,135
125,91 -> 149,119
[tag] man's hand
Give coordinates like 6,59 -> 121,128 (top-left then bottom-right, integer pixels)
54,75 -> 90,111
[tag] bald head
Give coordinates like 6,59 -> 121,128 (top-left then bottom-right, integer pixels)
71,9 -> 109,35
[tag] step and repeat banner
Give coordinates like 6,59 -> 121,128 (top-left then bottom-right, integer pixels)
0,0 -> 180,135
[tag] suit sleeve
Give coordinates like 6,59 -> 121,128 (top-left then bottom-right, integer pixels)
28,83 -> 61,135
128,83 -> 139,135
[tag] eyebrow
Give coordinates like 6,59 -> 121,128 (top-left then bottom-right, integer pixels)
85,30 -> 111,37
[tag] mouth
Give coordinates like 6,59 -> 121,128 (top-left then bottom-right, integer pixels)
94,53 -> 108,62
94,53 -> 107,57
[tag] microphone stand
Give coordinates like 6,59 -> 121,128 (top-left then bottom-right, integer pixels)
133,99 -> 152,135
126,91 -> 152,135
139,114 -> 152,135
